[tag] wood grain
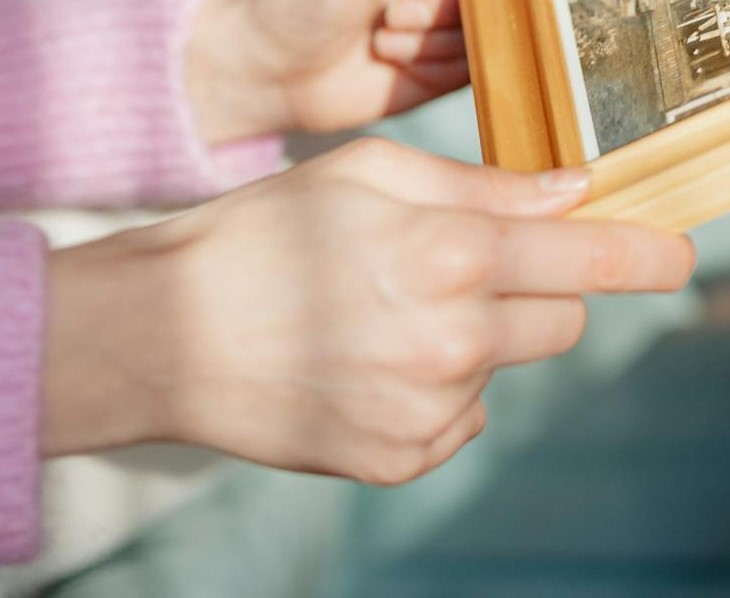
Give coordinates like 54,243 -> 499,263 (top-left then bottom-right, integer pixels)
459,0 -> 554,171
587,100 -> 730,200
571,140 -> 730,233
527,0 -> 585,168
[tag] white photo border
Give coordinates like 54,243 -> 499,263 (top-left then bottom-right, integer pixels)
552,0 -> 600,161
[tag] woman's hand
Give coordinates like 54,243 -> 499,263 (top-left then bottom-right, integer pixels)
44,140 -> 695,485
186,0 -> 468,141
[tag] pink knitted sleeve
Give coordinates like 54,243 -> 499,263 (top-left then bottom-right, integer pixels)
0,220 -> 46,563
0,0 -> 283,565
0,0 -> 283,210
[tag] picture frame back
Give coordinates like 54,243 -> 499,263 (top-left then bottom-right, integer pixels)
460,0 -> 730,232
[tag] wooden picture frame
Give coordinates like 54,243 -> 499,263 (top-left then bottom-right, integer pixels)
460,0 -> 730,232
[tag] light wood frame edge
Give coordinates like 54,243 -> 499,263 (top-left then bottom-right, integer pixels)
526,0 -> 585,168
461,0 -> 730,231
459,0 -> 554,172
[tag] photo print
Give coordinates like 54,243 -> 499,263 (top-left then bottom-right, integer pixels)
555,0 -> 730,157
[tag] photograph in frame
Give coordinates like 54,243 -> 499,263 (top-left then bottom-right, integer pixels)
555,0 -> 730,159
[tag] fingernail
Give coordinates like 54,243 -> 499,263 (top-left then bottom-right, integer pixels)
386,1 -> 433,29
539,168 -> 591,196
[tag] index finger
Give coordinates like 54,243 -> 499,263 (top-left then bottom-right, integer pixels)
487,219 -> 696,295
412,215 -> 697,298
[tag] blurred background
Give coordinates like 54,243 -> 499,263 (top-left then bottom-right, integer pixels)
34,88 -> 730,597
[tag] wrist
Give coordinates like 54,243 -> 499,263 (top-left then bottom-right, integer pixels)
42,229 -> 184,457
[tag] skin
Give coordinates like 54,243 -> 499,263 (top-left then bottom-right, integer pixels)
44,140 -> 696,486
185,0 -> 470,140
37,0 -> 697,487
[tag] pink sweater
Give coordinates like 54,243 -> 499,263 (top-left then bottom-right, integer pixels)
0,0 -> 281,563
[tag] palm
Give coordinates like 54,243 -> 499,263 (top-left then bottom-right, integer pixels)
245,0 -> 468,132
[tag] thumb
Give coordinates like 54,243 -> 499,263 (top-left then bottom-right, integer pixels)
329,139 -> 590,217
474,167 -> 591,218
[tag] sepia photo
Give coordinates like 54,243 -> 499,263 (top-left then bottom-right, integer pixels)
557,0 -> 730,156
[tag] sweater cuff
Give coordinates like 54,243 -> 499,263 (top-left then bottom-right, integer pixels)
0,220 -> 46,563
0,0 -> 283,210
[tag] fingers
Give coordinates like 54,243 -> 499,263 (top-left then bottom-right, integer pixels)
400,57 -> 471,90
405,298 -> 585,383
492,297 -> 587,366
329,140 -> 693,297
424,400 -> 486,473
374,28 -> 466,64
398,213 -> 696,299
327,138 -> 590,216
342,398 -> 486,487
374,1 -> 468,100
378,0 -> 464,64
481,220 -> 697,296
384,0 -> 462,31
330,296 -> 586,486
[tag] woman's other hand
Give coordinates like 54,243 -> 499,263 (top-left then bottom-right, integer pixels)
186,0 -> 468,141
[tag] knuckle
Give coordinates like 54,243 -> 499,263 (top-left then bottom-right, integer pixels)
428,234 -> 469,273
430,331 -> 486,381
409,219 -> 503,299
347,136 -> 399,164
358,451 -> 427,487
407,400 -> 452,442
427,235 -> 490,293
587,230 -> 633,292
329,137 -> 402,181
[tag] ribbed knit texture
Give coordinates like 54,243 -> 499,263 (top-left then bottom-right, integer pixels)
0,0 -> 284,565
0,220 -> 46,563
0,0 -> 283,208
